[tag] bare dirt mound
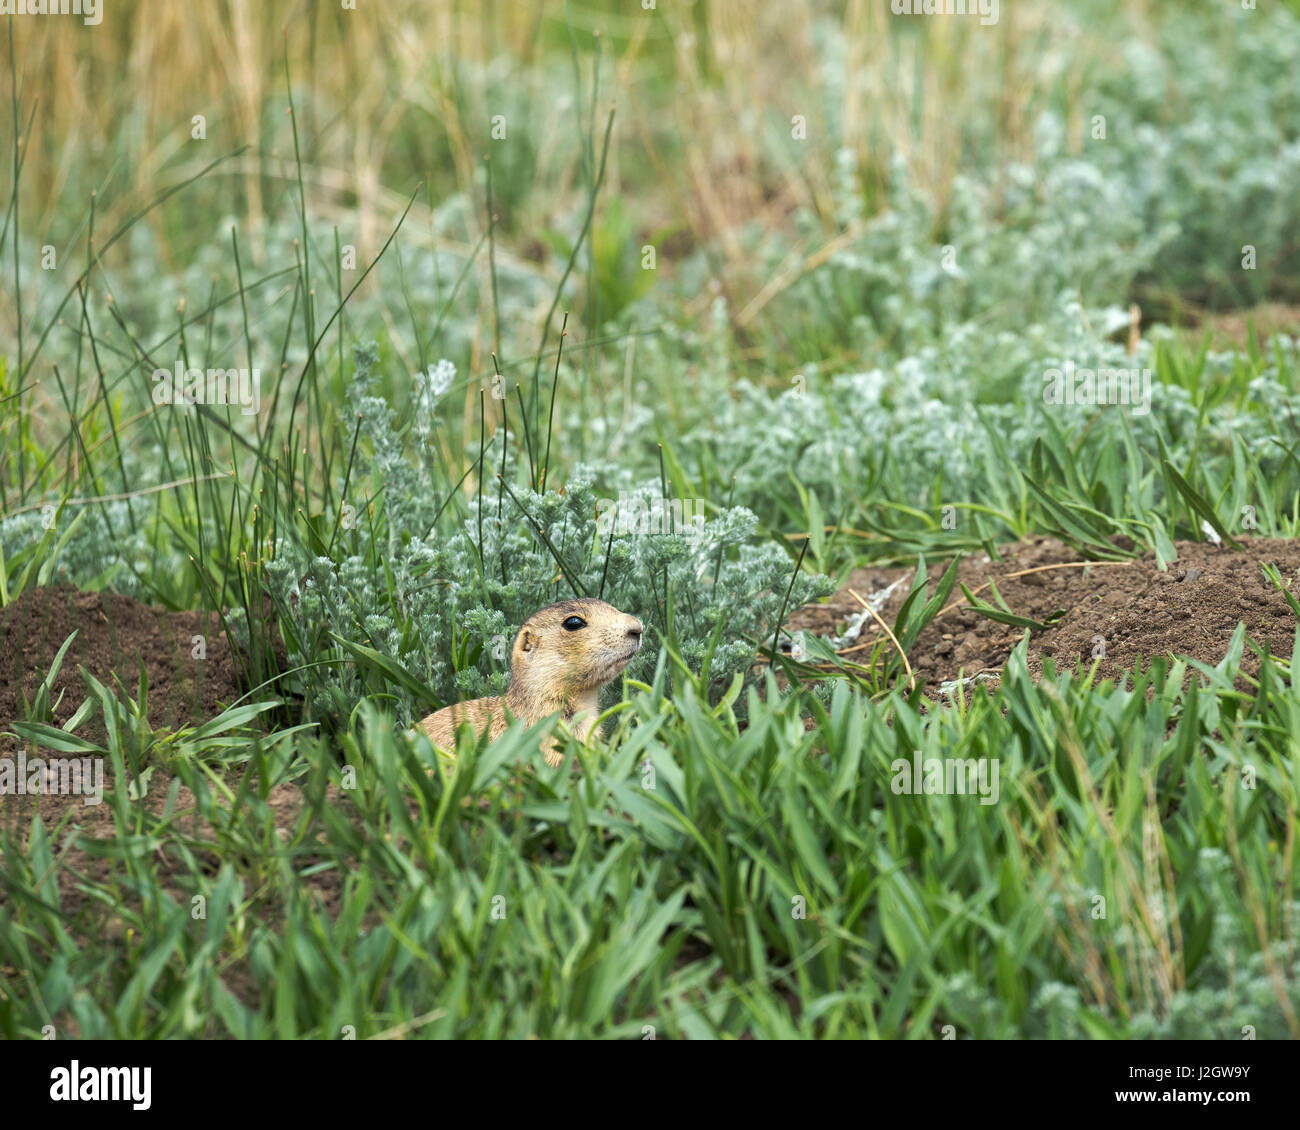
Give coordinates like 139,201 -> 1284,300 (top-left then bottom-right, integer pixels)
0,585 -> 242,742
787,535 -> 1300,689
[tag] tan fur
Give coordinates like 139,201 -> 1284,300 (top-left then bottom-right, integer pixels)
417,598 -> 643,767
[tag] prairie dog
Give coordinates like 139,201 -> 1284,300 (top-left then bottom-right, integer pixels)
417,598 -> 644,767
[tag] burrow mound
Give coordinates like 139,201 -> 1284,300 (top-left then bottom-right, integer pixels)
787,535 -> 1300,689
7,537 -> 1299,743
0,585 -> 243,746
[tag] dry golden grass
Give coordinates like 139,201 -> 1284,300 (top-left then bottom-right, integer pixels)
8,0 -> 1123,275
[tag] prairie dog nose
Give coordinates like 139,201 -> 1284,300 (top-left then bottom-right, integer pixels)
626,616 -> 644,645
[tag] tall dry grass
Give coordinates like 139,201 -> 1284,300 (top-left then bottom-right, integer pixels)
7,0 -> 1119,275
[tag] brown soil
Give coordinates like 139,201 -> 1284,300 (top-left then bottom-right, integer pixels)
787,535 -> 1300,691
1183,302 -> 1300,351
0,587 -> 346,964
0,585 -> 242,742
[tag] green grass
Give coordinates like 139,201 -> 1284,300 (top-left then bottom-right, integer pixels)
4,639 -> 1298,1038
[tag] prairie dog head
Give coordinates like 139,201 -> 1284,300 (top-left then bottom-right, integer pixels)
512,598 -> 644,696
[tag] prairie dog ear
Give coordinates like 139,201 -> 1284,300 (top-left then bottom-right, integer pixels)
519,628 -> 537,653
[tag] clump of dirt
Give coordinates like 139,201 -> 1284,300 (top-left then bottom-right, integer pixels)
0,584 -> 243,742
787,535 -> 1300,690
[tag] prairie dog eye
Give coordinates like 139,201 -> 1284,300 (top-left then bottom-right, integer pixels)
561,615 -> 587,631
